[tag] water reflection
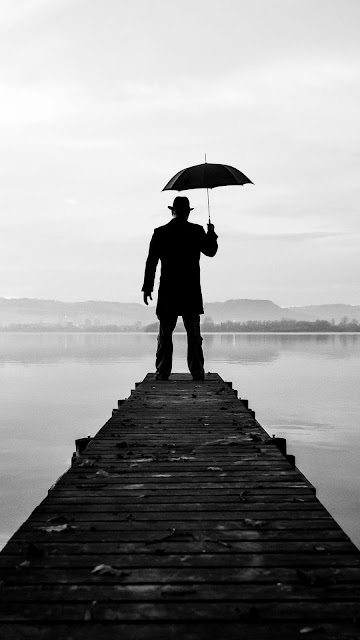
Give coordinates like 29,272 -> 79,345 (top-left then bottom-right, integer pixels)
206,333 -> 360,364
0,333 -> 156,365
1,332 -> 359,365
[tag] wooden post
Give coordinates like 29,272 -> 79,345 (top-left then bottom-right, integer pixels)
71,435 -> 92,465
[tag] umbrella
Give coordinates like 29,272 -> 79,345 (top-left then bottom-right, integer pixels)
162,160 -> 253,222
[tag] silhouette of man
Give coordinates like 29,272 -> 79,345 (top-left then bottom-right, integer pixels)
142,196 -> 218,380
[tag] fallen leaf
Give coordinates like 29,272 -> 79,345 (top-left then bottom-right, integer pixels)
91,564 -> 130,578
207,466 -> 223,471
78,459 -> 96,468
95,469 -> 111,478
250,433 -> 262,442
169,456 -> 195,462
39,524 -> 76,533
206,538 -> 232,548
244,518 -> 264,527
16,560 -> 31,570
146,528 -> 176,545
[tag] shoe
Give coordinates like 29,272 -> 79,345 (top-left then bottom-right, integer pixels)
155,373 -> 169,381
192,373 -> 205,381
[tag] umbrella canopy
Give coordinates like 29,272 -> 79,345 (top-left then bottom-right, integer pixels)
162,162 -> 253,223
162,162 -> 253,191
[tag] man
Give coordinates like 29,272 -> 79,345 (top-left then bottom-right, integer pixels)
142,196 -> 218,380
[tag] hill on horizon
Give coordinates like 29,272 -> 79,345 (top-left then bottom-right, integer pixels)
1,297 -> 360,326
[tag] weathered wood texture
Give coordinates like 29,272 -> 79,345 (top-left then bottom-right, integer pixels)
1,372 -> 360,640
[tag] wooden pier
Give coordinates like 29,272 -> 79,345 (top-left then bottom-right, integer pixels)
1,373 -> 360,639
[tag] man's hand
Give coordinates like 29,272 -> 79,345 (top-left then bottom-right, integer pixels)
143,292 -> 153,306
207,222 -> 215,233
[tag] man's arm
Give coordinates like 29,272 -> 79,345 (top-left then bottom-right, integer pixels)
200,223 -> 218,257
142,231 -> 160,304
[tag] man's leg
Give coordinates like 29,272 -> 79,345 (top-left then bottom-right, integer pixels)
183,314 -> 205,380
155,314 -> 178,379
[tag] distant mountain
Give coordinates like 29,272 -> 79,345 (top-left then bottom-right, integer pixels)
0,298 -> 156,327
1,297 -> 359,327
286,304 -> 360,323
203,299 -> 313,323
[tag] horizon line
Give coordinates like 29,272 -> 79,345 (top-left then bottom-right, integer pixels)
1,296 -> 359,308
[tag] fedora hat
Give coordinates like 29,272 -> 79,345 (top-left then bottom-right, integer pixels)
168,196 -> 194,212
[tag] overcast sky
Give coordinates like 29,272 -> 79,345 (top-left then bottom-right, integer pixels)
0,0 -> 359,306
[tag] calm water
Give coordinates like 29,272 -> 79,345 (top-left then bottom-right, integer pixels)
1,332 -> 360,549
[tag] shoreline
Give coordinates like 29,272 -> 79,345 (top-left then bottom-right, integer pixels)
1,331 -> 360,335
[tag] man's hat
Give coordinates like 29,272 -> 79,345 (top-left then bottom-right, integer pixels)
168,196 -> 194,212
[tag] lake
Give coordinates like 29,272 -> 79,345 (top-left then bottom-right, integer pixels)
1,332 -> 360,550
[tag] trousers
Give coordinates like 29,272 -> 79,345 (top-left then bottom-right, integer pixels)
156,314 -> 204,377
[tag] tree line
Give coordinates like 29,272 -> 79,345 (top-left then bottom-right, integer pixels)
199,317 -> 360,332
145,317 -> 360,332
1,317 -> 360,332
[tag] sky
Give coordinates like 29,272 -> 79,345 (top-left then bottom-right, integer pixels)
0,0 -> 359,307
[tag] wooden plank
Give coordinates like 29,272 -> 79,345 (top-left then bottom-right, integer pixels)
2,537 -> 354,555
0,623 -> 357,640
3,583 -> 360,602
1,552 -> 359,570
2,600 -> 360,623
2,566 -> 360,587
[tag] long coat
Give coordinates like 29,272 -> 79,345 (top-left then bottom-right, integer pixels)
142,217 -> 218,317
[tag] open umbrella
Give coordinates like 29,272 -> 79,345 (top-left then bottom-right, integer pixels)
162,160 -> 253,222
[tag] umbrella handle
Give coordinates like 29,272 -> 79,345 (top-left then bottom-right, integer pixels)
205,155 -> 211,223
206,187 -> 211,224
